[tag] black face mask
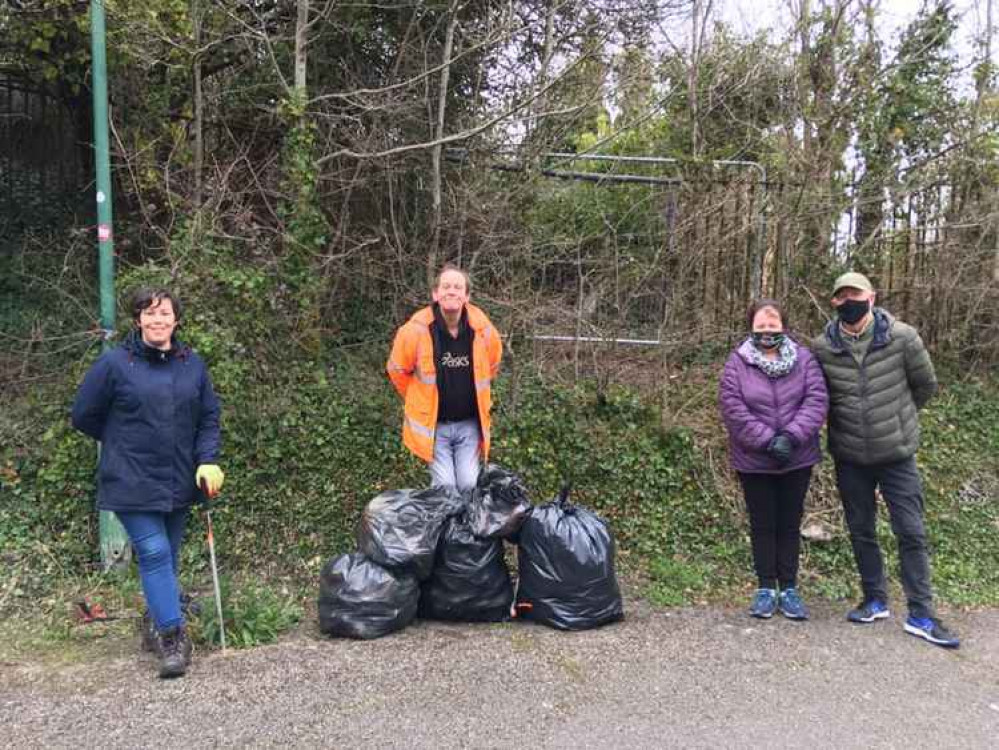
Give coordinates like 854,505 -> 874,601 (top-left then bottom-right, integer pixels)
837,299 -> 870,325
752,332 -> 785,350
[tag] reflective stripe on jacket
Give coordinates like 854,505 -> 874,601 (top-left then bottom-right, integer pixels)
387,304 -> 502,462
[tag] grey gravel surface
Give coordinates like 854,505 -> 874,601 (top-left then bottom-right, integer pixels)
3,601 -> 998,749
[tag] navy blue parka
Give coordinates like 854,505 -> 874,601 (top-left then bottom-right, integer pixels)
71,331 -> 221,513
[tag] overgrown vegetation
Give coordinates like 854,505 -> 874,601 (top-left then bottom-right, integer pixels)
192,577 -> 303,650
4,340 -> 997,619
2,1 -> 998,659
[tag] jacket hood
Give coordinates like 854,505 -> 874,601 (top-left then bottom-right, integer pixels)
411,303 -> 492,332
123,329 -> 190,362
823,307 -> 894,354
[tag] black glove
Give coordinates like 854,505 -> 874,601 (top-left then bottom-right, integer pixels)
767,433 -> 792,464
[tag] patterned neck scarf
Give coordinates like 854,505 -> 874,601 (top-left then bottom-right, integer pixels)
740,336 -> 797,378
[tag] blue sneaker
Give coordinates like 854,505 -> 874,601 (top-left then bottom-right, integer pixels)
778,588 -> 809,620
904,616 -> 960,649
749,588 -> 778,619
847,599 -> 890,623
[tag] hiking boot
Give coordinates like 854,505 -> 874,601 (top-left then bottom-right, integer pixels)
139,610 -> 158,653
180,591 -> 202,619
903,616 -> 960,649
847,599 -> 890,624
157,625 -> 192,679
141,592 -> 199,654
749,588 -> 778,619
778,588 -> 809,620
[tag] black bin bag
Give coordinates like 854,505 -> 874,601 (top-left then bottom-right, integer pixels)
468,464 -> 532,540
515,487 -> 624,630
318,553 -> 419,639
419,510 -> 513,622
357,487 -> 461,580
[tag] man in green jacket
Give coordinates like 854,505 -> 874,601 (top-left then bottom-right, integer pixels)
812,272 -> 959,649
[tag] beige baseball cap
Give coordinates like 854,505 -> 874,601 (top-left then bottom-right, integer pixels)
832,271 -> 874,295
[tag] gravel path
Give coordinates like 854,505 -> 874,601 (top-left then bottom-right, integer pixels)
4,601 -> 998,749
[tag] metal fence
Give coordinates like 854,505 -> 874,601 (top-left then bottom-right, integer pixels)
474,157 -> 996,372
1,73 -> 89,244
4,76 -> 995,381
1,72 -> 93,389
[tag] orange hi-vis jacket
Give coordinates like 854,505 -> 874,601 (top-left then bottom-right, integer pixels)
387,304 -> 502,463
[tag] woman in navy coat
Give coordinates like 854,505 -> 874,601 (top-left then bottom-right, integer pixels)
72,288 -> 223,678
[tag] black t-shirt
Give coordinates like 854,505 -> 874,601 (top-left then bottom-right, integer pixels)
433,308 -> 477,424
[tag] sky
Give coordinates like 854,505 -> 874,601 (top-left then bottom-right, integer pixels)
721,0 -> 989,65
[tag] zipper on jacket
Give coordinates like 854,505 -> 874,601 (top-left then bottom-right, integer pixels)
769,376 -> 784,434
856,345 -> 874,457
855,312 -> 890,459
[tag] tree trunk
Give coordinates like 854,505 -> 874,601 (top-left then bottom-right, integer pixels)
797,0 -> 812,156
985,0 -> 999,282
532,0 -> 557,145
688,0 -> 710,157
191,0 -> 204,208
428,0 -> 461,287
295,0 -> 310,95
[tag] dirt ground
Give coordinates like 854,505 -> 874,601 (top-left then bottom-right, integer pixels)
4,599 -> 997,749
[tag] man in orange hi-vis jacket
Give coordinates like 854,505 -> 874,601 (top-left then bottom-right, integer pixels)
387,264 -> 503,492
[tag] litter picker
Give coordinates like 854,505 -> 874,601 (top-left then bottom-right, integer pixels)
201,480 -> 227,652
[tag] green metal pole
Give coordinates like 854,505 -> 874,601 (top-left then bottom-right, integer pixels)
91,0 -> 130,570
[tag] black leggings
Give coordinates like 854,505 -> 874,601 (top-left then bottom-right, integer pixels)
738,467 -> 812,590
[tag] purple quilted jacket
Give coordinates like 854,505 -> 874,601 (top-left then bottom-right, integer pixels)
718,339 -> 829,474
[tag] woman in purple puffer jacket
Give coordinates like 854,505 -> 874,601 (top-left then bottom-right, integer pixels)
719,299 -> 828,621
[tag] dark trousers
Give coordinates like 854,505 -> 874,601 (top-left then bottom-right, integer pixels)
835,457 -> 934,619
738,467 -> 812,590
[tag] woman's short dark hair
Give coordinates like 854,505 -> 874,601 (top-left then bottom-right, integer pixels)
746,297 -> 786,331
130,287 -> 183,325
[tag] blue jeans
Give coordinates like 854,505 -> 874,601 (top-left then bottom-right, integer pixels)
430,419 -> 481,493
116,508 -> 190,630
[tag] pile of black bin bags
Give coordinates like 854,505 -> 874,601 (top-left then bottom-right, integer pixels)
318,465 -> 624,639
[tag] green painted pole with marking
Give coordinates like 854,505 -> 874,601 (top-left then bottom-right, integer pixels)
91,0 -> 130,570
